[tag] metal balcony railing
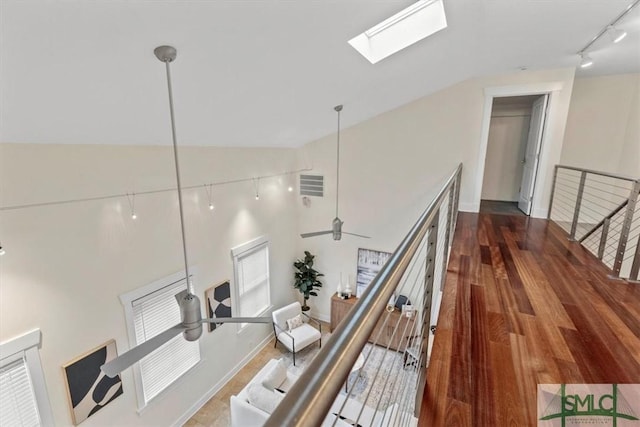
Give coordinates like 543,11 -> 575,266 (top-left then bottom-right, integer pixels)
266,163 -> 462,427
548,165 -> 640,281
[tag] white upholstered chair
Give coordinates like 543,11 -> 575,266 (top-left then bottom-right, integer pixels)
272,302 -> 321,365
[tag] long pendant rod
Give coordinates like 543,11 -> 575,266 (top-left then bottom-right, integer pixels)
335,105 -> 342,219
160,48 -> 194,295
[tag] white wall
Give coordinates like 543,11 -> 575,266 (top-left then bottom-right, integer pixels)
561,73 -> 640,177
0,143 -> 299,426
296,68 -> 575,322
481,100 -> 533,201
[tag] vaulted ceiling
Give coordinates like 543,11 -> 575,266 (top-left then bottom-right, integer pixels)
1,0 -> 638,148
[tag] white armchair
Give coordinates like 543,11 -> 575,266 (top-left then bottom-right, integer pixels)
272,302 -> 321,365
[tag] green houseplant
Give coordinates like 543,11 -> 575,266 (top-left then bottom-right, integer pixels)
293,251 -> 324,311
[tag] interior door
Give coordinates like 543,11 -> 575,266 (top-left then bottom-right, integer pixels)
518,94 -> 548,215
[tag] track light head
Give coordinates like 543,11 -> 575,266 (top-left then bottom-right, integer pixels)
607,25 -> 627,43
0,245 -> 5,256
579,53 -> 594,68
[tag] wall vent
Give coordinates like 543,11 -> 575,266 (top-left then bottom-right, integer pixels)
300,175 -> 324,197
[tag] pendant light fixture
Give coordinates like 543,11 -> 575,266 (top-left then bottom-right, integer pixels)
300,105 -> 370,240
607,25 -> 627,43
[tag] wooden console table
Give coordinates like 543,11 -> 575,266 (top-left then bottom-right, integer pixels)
330,294 -> 415,351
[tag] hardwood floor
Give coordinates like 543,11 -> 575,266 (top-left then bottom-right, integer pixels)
419,212 -> 640,427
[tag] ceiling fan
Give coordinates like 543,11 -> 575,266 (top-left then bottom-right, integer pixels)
300,105 -> 370,241
101,46 -> 271,378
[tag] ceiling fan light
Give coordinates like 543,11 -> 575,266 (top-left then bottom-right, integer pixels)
607,25 -> 627,43
579,53 -> 593,68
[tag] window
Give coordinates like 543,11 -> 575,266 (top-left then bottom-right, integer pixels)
348,0 -> 447,64
120,270 -> 201,409
231,236 -> 271,330
0,329 -> 54,427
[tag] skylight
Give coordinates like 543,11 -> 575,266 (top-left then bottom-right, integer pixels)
348,0 -> 447,64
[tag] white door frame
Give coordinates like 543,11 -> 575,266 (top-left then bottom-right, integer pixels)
473,82 -> 564,218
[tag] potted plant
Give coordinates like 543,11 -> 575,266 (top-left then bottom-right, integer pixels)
293,251 -> 324,311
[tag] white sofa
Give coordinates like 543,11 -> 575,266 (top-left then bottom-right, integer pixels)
230,358 -> 406,427
230,359 -> 297,427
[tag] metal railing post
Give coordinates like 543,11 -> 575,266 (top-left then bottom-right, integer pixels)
440,188 -> 455,292
548,165 -> 559,219
597,218 -> 610,260
613,180 -> 640,277
414,213 -> 438,418
630,234 -> 640,281
451,169 -> 461,234
569,171 -> 587,240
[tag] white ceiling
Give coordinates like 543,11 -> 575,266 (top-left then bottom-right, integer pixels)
1,0 -> 639,148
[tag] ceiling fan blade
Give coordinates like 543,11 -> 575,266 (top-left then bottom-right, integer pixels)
342,231 -> 371,239
101,323 -> 186,378
200,317 -> 272,324
301,230 -> 333,238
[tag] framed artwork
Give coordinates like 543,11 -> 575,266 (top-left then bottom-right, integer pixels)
205,280 -> 232,332
62,340 -> 123,425
356,248 -> 392,297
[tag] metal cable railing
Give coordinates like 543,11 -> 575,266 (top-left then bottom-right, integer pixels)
548,165 -> 640,280
266,163 -> 462,427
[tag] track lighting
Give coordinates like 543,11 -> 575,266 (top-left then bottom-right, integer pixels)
607,25 -> 627,43
579,53 -> 594,69
127,193 -> 137,220
575,0 -> 638,70
204,184 -> 215,211
253,178 -> 260,200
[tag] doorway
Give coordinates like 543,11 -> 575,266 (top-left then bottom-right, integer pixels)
480,94 -> 548,216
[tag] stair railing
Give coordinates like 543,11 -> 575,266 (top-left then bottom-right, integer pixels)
266,163 -> 462,427
548,165 -> 640,281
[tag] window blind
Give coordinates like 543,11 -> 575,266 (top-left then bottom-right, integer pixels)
0,357 -> 41,427
237,244 -> 270,317
132,280 -> 200,404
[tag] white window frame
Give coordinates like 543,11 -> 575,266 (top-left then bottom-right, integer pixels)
231,235 -> 272,333
119,269 -> 201,411
0,329 -> 54,427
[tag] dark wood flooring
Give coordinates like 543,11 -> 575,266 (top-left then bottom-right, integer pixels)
419,212 -> 640,427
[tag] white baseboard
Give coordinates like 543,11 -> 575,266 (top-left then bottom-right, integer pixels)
458,202 -> 478,212
530,207 -> 548,219
310,311 -> 330,323
172,333 -> 273,427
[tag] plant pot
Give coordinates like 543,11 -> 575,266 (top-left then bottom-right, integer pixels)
302,300 -> 310,311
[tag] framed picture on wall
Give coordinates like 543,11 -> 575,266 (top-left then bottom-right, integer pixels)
62,340 -> 123,425
204,280 -> 232,332
356,248 -> 392,297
